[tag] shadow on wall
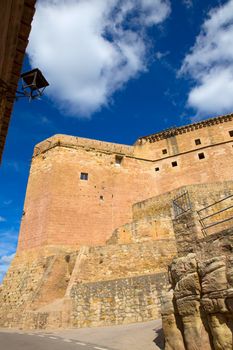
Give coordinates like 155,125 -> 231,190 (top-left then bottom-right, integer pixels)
153,327 -> 165,349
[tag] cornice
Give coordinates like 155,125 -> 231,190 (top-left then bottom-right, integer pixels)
136,113 -> 233,144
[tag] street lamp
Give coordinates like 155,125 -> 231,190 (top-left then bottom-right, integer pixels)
0,68 -> 49,102
17,68 -> 49,101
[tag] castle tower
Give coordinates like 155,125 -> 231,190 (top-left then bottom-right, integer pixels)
17,114 -> 233,252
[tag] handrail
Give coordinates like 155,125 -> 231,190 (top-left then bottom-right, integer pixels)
201,216 -> 233,231
197,194 -> 233,213
197,193 -> 233,235
199,204 -> 233,220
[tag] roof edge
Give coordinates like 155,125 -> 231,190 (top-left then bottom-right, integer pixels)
33,134 -> 133,157
135,113 -> 233,144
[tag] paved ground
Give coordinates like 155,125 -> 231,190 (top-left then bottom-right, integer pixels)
0,332 -> 116,350
52,320 -> 164,350
0,319 -> 164,350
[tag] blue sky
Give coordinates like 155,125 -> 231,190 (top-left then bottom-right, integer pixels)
1,0 -> 233,281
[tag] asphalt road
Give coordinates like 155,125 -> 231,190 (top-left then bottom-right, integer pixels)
0,332 -> 113,350
0,320 -> 163,350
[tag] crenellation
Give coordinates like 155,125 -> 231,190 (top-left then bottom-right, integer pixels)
136,113 -> 233,143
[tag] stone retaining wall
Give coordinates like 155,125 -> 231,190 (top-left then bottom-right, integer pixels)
20,272 -> 168,330
69,273 -> 168,328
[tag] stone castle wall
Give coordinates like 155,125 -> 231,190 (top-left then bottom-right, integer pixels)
0,238 -> 175,329
2,181 -> 233,330
18,115 -> 233,252
68,272 -> 167,328
18,138 -> 158,251
2,115 -> 233,331
17,273 -> 168,330
134,116 -> 233,195
134,114 -> 233,158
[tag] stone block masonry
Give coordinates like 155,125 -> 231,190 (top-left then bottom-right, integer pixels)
67,239 -> 176,284
0,240 -> 175,329
18,114 -> 233,251
2,180 -> 233,330
1,114 -> 233,331
69,273 -> 168,328
15,273 -> 168,330
18,137 -> 158,251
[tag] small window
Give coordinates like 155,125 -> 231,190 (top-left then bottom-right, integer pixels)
172,161 -> 178,167
229,130 -> 233,137
195,139 -> 201,145
80,172 -> 88,180
155,167 -> 160,172
100,195 -> 104,201
115,155 -> 123,166
162,149 -> 167,154
198,152 -> 205,160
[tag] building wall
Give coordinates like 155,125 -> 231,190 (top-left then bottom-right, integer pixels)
0,237 -> 175,328
18,135 -> 158,251
69,273 -> 168,328
134,115 -> 233,159
1,180 -> 233,330
0,0 -> 36,162
134,116 -> 233,195
17,116 -> 233,252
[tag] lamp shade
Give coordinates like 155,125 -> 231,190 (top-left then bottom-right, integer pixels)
21,68 -> 49,90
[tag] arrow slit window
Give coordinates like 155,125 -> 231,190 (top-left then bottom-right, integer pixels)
80,172 -> 88,180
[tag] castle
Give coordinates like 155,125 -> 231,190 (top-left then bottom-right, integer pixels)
1,113 -> 233,330
18,113 -> 233,250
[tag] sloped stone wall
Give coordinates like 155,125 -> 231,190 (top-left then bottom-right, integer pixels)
0,237 -> 176,329
69,273 -> 168,328
0,247 -> 77,328
75,240 -> 176,284
3,181 -> 233,332
20,272 -> 169,330
107,216 -> 173,245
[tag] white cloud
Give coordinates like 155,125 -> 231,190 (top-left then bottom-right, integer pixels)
0,253 -> 15,282
0,216 -> 6,222
3,200 -> 12,206
6,160 -> 20,172
38,115 -> 51,125
0,229 -> 17,282
1,253 -> 15,265
180,0 -> 233,117
182,0 -> 193,8
155,51 -> 169,60
27,0 -> 170,117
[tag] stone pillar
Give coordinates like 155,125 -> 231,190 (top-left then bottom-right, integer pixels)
172,211 -> 200,256
161,289 -> 185,350
200,257 -> 233,350
170,254 -> 211,350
